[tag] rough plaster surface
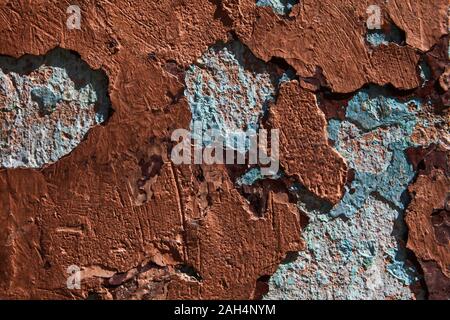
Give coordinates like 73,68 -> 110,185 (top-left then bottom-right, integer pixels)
185,40 -> 281,150
0,0 -> 448,300
0,48 -> 110,168
266,86 -> 448,300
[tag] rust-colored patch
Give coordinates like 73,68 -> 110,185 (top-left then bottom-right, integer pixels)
405,169 -> 450,299
268,81 -> 347,204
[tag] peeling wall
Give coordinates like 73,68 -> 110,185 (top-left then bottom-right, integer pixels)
0,48 -> 110,168
185,40 -> 281,150
0,0 -> 448,300
266,86 -> 436,299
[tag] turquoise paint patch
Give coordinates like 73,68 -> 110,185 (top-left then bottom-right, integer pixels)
358,240 -> 377,269
237,168 -> 263,185
366,30 -> 388,47
236,167 -> 282,186
366,24 -> 403,47
185,41 -> 286,152
329,86 -> 421,217
345,86 -> 420,131
339,239 -> 353,262
256,0 -> 299,15
0,48 -> 110,168
266,196 -> 421,299
385,248 -> 419,285
265,85 -> 426,300
31,86 -> 62,114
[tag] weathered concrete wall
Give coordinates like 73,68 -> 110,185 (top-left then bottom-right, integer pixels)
0,0 -> 448,300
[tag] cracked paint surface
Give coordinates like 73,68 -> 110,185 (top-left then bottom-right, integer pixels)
327,86 -> 448,218
266,194 -> 420,299
0,0 -> 448,300
0,48 -> 110,168
265,85 -> 449,300
185,41 -> 280,151
327,87 -> 421,218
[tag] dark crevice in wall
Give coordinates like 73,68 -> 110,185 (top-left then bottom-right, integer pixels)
176,264 -> 203,282
209,0 -> 234,28
253,275 -> 271,299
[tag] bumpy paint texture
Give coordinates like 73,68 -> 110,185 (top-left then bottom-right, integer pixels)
265,86 -> 448,299
236,167 -> 281,186
266,194 -> 419,299
256,0 -> 299,15
185,41 -> 280,151
366,23 -> 404,47
0,0 -> 448,300
0,49 -> 110,168
328,87 -> 420,218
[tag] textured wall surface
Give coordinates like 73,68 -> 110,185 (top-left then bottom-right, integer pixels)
0,49 -> 110,168
0,0 -> 448,300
